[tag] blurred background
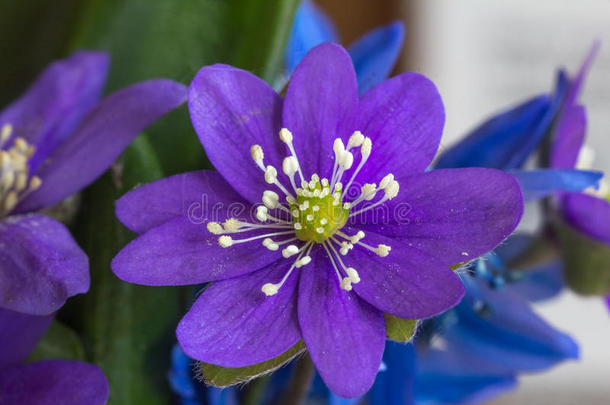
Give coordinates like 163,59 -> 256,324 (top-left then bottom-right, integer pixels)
317,0 -> 610,403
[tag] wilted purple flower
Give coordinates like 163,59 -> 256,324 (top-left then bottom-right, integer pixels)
112,43 -> 523,397
550,42 -> 610,245
0,51 -> 186,316
0,308 -> 108,405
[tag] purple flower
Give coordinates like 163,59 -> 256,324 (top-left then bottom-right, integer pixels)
112,43 -> 523,397
0,308 -> 108,404
549,42 -> 610,245
0,51 -> 187,316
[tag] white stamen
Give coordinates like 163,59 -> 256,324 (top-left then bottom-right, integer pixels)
251,144 -> 264,164
375,244 -> 391,257
264,165 -> 277,184
262,238 -> 279,251
279,128 -> 293,144
348,131 -> 365,148
256,206 -> 269,222
345,267 -> 360,283
316,227 -> 324,234
223,218 -> 241,231
218,235 -> 233,247
207,222 -> 223,234
262,190 -> 280,209
379,174 -> 394,189
282,244 -> 299,258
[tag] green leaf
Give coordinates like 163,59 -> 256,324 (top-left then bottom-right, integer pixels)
199,340 -> 306,387
68,0 -> 299,175
27,320 -> 86,363
555,219 -> 610,296
385,314 -> 417,342
65,135 -> 186,405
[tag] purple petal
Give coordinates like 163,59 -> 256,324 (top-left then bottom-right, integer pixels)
176,260 -> 301,367
345,228 -> 465,318
0,51 -> 109,172
550,105 -> 587,169
298,248 -> 385,398
16,79 -> 187,213
188,64 -> 285,204
112,215 -> 282,286
283,43 -> 358,180
352,72 -> 444,183
563,41 -> 600,110
0,308 -> 53,369
116,170 -> 244,234
561,192 -> 610,244
356,168 -> 523,265
0,214 -> 89,315
349,21 -> 405,95
0,360 -> 108,405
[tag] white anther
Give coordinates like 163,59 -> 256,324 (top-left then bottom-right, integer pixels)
206,222 -> 223,234
348,131 -> 365,148
295,256 -> 312,268
223,218 -> 241,231
218,235 -> 233,247
380,174 -> 394,189
3,192 -> 18,213
340,278 -> 353,291
334,183 -> 343,192
15,173 -> 27,192
343,202 -> 352,210
262,238 -> 279,251
256,206 -> 269,222
345,267 -> 360,284
321,178 -> 329,187
279,128 -> 293,144
251,145 -> 264,162
301,180 -> 309,189
339,242 -> 353,255
292,209 -> 299,217
320,218 -> 328,225
350,231 -> 365,244
282,245 -> 300,258
282,156 -> 299,176
316,227 -> 324,234
286,195 -> 296,204
333,138 -> 345,156
340,151 -> 354,170
312,205 -> 320,212
1,123 -> 12,143
294,223 -> 303,230
361,137 -> 372,158
384,180 -> 400,199
306,214 -> 314,222
29,176 -> 42,191
264,165 -> 277,184
375,244 -> 391,257
262,283 -> 279,296
262,190 -> 280,209
361,183 -> 377,200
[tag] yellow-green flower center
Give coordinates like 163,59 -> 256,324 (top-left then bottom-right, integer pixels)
291,177 -> 349,243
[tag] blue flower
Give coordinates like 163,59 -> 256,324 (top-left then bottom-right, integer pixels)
285,0 -> 404,95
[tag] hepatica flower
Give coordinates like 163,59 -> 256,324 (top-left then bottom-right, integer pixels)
112,43 -> 523,397
0,308 -> 108,404
0,51 -> 186,316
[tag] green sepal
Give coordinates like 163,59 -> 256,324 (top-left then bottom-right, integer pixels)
26,320 -> 86,363
199,340 -> 306,388
385,313 -> 418,342
555,219 -> 610,296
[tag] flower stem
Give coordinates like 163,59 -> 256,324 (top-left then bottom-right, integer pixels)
276,353 -> 315,405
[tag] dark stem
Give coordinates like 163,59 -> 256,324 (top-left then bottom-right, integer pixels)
276,353 -> 315,405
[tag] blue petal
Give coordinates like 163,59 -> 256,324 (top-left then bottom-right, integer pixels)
436,71 -> 568,170
206,387 -> 239,405
444,279 -> 578,372
415,347 -> 517,405
285,0 -> 339,74
348,21 -> 405,95
369,342 -> 415,405
168,345 -> 199,402
511,169 -> 603,202
508,261 -> 564,302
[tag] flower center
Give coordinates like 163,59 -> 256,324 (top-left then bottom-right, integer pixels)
0,123 -> 42,217
291,176 -> 349,243
207,128 -> 399,296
